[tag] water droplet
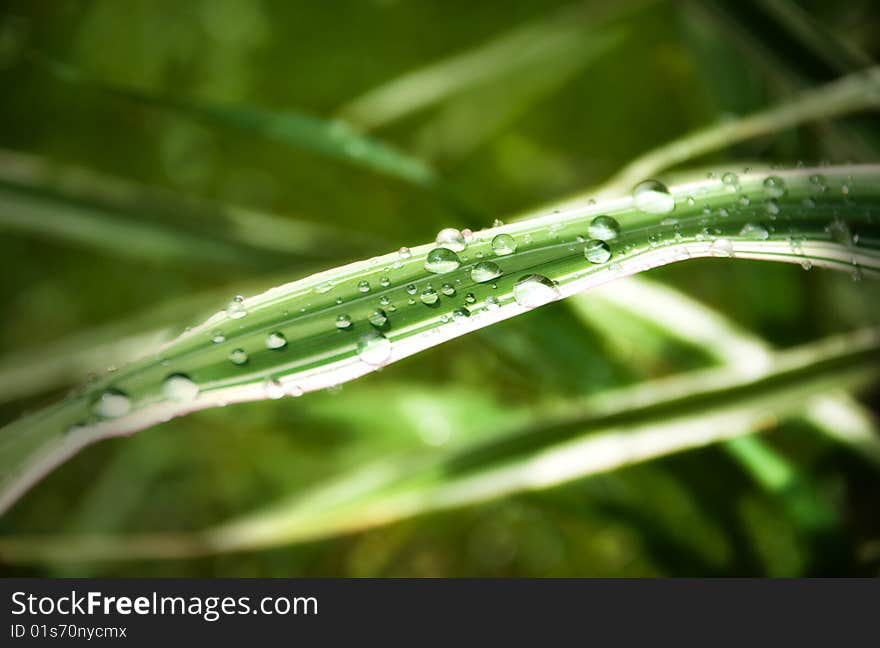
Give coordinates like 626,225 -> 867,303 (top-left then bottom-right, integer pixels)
464,292 -> 476,304
484,296 -> 501,310
398,246 -> 412,259
765,199 -> 780,217
229,348 -> 249,365
336,314 -> 353,329
93,389 -> 131,418
226,295 -> 247,319
379,275 -> 391,287
265,331 -> 287,350
588,215 -> 621,241
471,261 -> 502,282
435,227 -> 466,252
491,233 -> 517,255
513,274 -> 560,309
441,283 -> 456,296
424,247 -> 462,273
357,280 -> 371,293
633,180 -> 675,214
162,373 -> 199,402
211,331 -> 226,344
315,282 -> 333,294
584,239 -> 611,264
263,378 -> 285,400
420,287 -> 439,305
452,307 -> 470,321
739,223 -> 769,240
763,176 -> 786,198
710,237 -> 735,258
406,284 -> 417,295
368,308 -> 388,327
357,330 -> 392,366
722,172 -> 739,188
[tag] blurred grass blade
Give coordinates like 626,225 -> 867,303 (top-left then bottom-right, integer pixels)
577,276 -> 880,466
0,149 -> 379,266
41,58 -> 436,188
1,327 -> 876,562
544,66 -> 880,207
337,2 -> 643,130
0,164 -> 878,514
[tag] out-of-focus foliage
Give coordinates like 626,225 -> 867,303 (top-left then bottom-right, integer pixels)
0,0 -> 879,576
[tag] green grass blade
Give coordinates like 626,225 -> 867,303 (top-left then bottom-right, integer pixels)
1,327 -> 875,562
41,58 -> 436,188
0,164 -> 877,514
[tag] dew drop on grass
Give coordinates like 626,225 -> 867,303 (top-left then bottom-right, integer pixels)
93,389 -> 131,418
452,307 -> 470,321
485,296 -> 501,310
588,215 -> 620,241
739,223 -> 769,240
226,295 -> 247,319
441,283 -> 456,296
357,280 -> 371,293
763,176 -> 786,197
420,287 -> 439,305
435,228 -> 466,252
584,239 -> 611,264
398,246 -> 412,259
263,378 -> 285,400
513,274 -> 560,309
710,237 -> 735,258
357,330 -> 392,366
491,233 -> 517,255
379,275 -> 391,288
633,180 -> 675,214
336,314 -> 353,330
211,331 -> 226,344
765,199 -> 780,217
464,292 -> 476,304
265,331 -> 287,350
424,247 -> 461,273
722,172 -> 739,188
471,261 -> 502,282
229,348 -> 249,365
161,373 -> 199,402
368,308 -> 388,327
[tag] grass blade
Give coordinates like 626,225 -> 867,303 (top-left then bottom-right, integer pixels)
0,164 -> 877,514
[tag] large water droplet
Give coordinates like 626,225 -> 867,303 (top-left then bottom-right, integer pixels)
229,348 -> 249,365
513,274 -> 560,309
162,373 -> 199,402
226,295 -> 247,319
584,239 -> 611,264
710,237 -> 735,258
491,233 -> 517,255
633,180 -> 675,214
357,330 -> 392,366
265,331 -> 287,350
471,261 -> 502,282
435,228 -> 466,252
424,247 -> 462,273
588,215 -> 620,241
93,389 -> 131,418
763,176 -> 786,198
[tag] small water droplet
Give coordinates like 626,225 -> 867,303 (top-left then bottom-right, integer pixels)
513,274 -> 560,309
464,292 -> 476,304
229,348 -> 249,365
633,180 -> 675,214
357,330 -> 392,366
315,282 -> 333,294
471,261 -> 502,282
710,237 -> 735,258
398,246 -> 412,259
162,373 -> 199,402
424,247 -> 462,273
765,199 -> 780,217
491,233 -> 517,255
441,283 -> 456,296
226,295 -> 247,319
211,331 -> 226,344
584,239 -> 611,264
406,284 -> 417,295
435,227 -> 466,252
739,223 -> 769,240
452,307 -> 470,321
485,296 -> 501,310
763,176 -> 786,198
263,378 -> 285,400
722,172 -> 739,188
93,389 -> 131,418
368,309 -> 388,327
420,287 -> 439,305
588,215 -> 620,241
379,275 -> 391,288
357,280 -> 371,293
265,331 -> 287,350
336,314 -> 353,330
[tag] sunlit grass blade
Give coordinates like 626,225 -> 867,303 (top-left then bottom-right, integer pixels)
0,164 -> 877,514
40,58 -> 436,188
0,148 -> 379,266
1,327 -> 875,562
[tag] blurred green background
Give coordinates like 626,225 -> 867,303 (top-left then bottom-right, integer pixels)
1,0 -> 880,576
